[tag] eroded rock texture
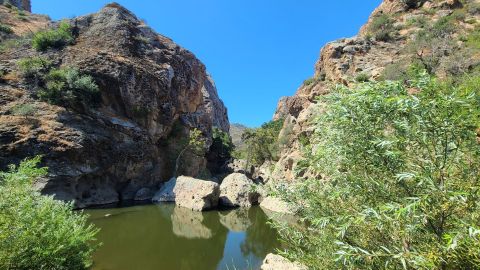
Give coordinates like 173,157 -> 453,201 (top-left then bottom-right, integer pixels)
0,4 -> 229,208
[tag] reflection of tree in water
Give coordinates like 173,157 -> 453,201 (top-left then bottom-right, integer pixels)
240,207 -> 281,258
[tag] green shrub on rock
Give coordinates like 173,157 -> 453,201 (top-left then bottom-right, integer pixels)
39,67 -> 100,108
278,70 -> 480,269
18,56 -> 52,79
32,21 -> 74,51
0,156 -> 99,270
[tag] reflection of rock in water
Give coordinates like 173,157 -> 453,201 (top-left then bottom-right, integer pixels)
171,206 -> 213,239
219,208 -> 252,232
260,208 -> 301,229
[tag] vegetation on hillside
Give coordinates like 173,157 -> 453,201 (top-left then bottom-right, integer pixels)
277,69 -> 480,269
32,21 -> 74,51
0,157 -> 99,270
234,119 -> 284,167
18,57 -> 100,110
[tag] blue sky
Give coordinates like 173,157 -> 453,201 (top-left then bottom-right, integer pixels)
32,0 -> 381,127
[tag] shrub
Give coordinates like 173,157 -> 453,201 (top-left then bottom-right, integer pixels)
39,67 -> 100,108
354,72 -> 370,82
303,77 -> 316,86
18,56 -> 52,79
468,2 -> 480,14
241,119 -> 284,167
32,21 -> 74,51
210,127 -> 234,160
467,27 -> 480,49
0,23 -> 13,34
369,14 -> 395,42
0,156 -> 99,270
10,103 -> 37,118
277,70 -> 480,269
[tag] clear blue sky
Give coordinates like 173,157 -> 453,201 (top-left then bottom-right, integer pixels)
32,0 -> 381,127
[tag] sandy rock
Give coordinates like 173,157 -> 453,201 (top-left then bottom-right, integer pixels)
260,196 -> 297,215
261,254 -> 307,270
152,176 -> 220,211
219,173 -> 260,208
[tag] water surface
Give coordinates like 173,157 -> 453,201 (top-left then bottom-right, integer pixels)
86,204 -> 281,270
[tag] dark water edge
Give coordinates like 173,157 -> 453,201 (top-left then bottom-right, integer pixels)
86,204 -> 282,270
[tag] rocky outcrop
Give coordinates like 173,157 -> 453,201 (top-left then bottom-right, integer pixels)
219,173 -> 260,208
0,0 -> 31,12
0,4 -> 229,208
152,176 -> 220,211
270,0 -> 480,182
260,254 -> 307,270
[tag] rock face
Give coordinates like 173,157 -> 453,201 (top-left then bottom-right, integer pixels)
219,173 -> 260,207
0,4 -> 229,208
269,0 -> 480,182
0,0 -> 31,11
152,176 -> 220,211
261,254 -> 307,270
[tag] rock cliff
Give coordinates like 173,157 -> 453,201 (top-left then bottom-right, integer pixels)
0,0 -> 30,12
0,3 -> 229,207
270,0 -> 480,181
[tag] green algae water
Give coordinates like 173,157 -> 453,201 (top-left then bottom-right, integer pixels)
86,205 -> 281,270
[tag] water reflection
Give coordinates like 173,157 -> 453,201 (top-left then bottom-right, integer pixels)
87,205 -> 280,270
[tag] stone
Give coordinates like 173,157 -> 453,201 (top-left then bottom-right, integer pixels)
219,173 -> 260,208
134,187 -> 154,201
152,176 -> 220,211
260,196 -> 297,215
260,254 -> 307,270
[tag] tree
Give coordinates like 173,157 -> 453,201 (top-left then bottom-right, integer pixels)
0,156 -> 99,270
279,70 -> 480,269
174,128 -> 207,177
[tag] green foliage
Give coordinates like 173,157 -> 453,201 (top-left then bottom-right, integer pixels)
241,119 -> 284,167
354,72 -> 370,82
279,70 -> 480,269
406,15 -> 428,28
369,14 -> 395,42
10,103 -> 37,118
0,156 -> 99,270
174,128 -> 208,177
32,21 -> 74,51
467,2 -> 480,14
466,26 -> 480,49
38,67 -> 100,108
210,127 -> 234,160
18,56 -> 52,79
0,23 -> 13,34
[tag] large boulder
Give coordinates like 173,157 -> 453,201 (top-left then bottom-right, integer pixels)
261,254 -> 307,270
219,173 -> 260,208
260,196 -> 297,215
152,176 -> 220,211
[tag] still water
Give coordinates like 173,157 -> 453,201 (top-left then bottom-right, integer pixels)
86,204 -> 281,270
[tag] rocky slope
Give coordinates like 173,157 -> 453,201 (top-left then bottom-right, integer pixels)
0,3 -> 229,208
270,0 -> 480,182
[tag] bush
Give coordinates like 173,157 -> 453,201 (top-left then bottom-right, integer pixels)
18,56 -> 52,79
10,103 -> 37,118
0,156 -> 99,270
369,14 -> 395,42
39,67 -> 100,108
0,23 -> 13,34
32,21 -> 74,51
210,127 -> 234,160
401,0 -> 427,9
241,119 -> 284,167
277,70 -> 480,269
354,72 -> 370,82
